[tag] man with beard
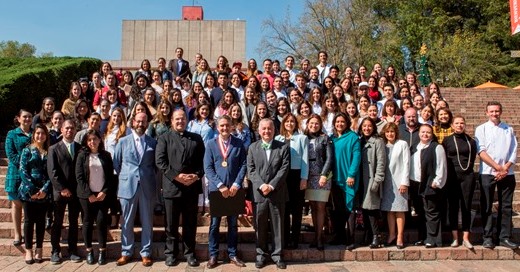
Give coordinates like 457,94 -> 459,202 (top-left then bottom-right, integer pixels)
113,112 -> 157,267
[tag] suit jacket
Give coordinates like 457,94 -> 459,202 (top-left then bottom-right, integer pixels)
247,139 -> 290,204
155,130 -> 205,198
204,136 -> 247,192
113,133 -> 157,200
168,58 -> 192,80
47,141 -> 81,201
75,149 -> 116,199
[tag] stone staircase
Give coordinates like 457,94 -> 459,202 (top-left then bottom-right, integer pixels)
1,87 -> 520,262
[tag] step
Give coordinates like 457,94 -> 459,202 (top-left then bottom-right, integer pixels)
1,239 -> 520,262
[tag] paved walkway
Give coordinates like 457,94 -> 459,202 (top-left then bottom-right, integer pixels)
0,256 -> 518,272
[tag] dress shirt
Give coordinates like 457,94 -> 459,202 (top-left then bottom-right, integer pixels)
260,140 -> 274,191
475,120 -> 518,175
63,139 -> 75,157
409,141 -> 447,188
132,130 -> 145,159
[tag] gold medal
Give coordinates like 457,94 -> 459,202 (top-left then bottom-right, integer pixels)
221,161 -> 228,167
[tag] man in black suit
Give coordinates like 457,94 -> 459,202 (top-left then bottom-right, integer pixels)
247,118 -> 290,269
47,119 -> 82,264
155,109 -> 205,267
168,47 -> 191,84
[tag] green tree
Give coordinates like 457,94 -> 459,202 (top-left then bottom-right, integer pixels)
0,40 -> 36,58
259,0 -> 520,87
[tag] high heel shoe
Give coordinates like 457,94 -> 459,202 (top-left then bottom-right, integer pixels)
385,237 -> 397,247
25,250 -> 34,264
34,248 -> 43,263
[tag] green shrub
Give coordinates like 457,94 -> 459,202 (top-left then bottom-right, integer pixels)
0,57 -> 101,133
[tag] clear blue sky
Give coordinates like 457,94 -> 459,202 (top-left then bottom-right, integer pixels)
0,0 -> 303,60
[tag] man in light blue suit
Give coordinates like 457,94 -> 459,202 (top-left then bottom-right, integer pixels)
113,112 -> 157,267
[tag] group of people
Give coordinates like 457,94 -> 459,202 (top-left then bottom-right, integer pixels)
4,48 -> 519,269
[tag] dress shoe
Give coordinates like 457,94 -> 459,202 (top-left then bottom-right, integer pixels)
50,252 -> 61,264
165,256 -> 178,266
414,240 -> 424,246
396,244 -> 405,249
86,250 -> 95,265
142,256 -> 153,267
346,243 -> 355,251
499,239 -> 519,249
187,256 -> 199,267
482,239 -> 495,249
255,260 -> 266,269
425,243 -> 436,248
13,240 -> 21,246
206,256 -> 218,269
69,251 -> 81,263
275,260 -> 287,269
369,235 -> 382,249
116,255 -> 132,266
98,250 -> 106,265
462,240 -> 474,250
229,256 -> 246,267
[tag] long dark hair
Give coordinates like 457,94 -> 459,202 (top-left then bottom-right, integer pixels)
31,123 -> 50,154
81,129 -> 105,152
38,97 -> 55,125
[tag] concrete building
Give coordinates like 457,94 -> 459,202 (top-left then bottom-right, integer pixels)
109,6 -> 246,70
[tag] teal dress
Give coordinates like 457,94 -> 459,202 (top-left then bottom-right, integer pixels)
332,130 -> 361,212
4,127 -> 32,199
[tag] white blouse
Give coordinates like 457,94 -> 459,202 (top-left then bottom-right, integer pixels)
89,153 -> 105,192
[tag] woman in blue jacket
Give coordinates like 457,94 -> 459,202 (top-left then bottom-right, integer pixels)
18,124 -> 51,264
275,113 -> 309,249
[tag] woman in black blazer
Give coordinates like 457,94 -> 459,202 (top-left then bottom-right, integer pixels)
76,129 -> 116,265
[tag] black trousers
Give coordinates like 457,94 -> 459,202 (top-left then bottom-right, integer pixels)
23,201 -> 48,249
331,183 -> 356,244
51,196 -> 80,254
284,169 -> 305,246
409,180 -> 426,241
164,195 -> 198,258
480,174 -> 515,240
79,197 -> 108,248
447,171 -> 475,231
423,193 -> 443,246
362,209 -> 380,236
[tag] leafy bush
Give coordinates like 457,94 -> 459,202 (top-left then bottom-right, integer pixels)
0,57 -> 101,133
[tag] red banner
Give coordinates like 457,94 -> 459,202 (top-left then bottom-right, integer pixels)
511,0 -> 520,35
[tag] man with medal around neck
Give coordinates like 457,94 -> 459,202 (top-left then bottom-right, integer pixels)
155,109 -> 205,267
203,115 -> 247,269
247,118 -> 290,269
